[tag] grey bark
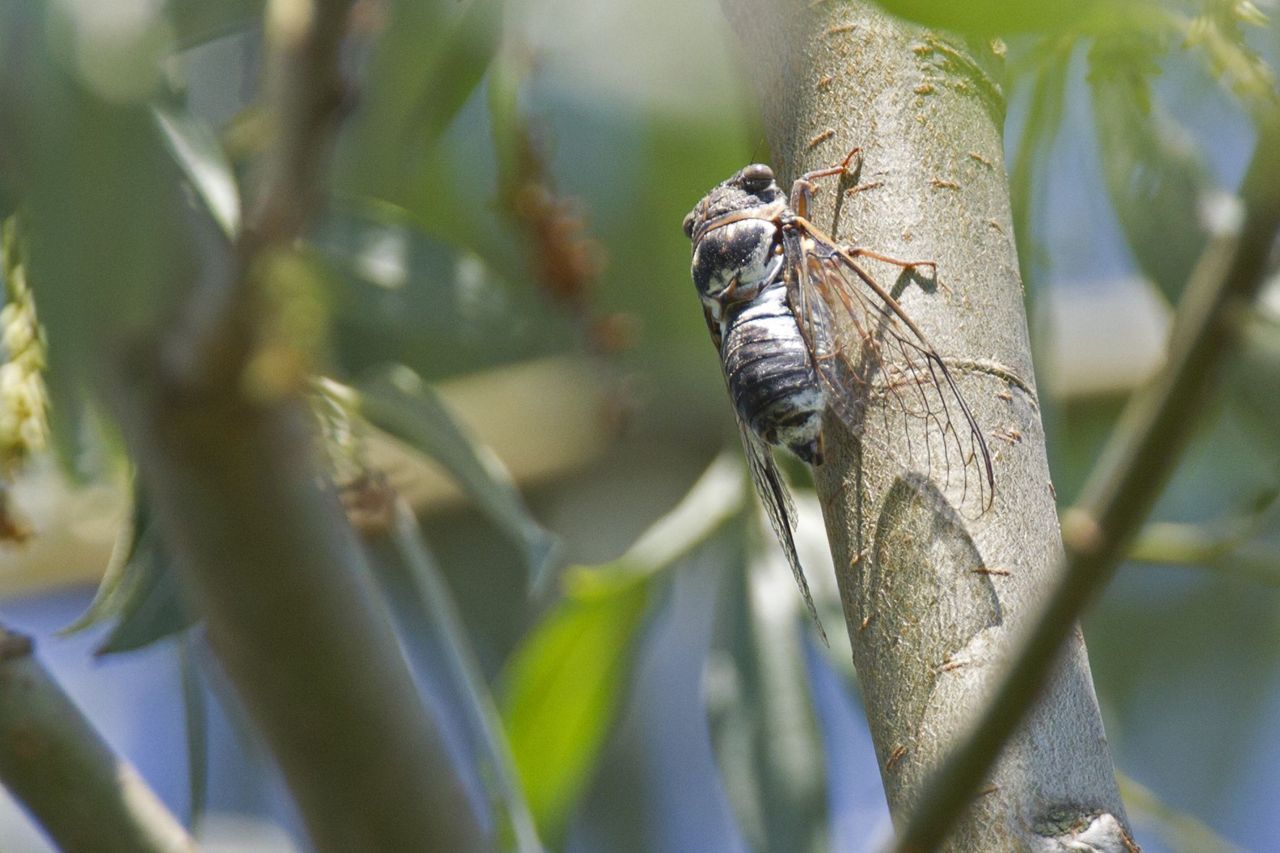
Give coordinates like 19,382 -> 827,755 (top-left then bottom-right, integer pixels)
721,2 -> 1133,849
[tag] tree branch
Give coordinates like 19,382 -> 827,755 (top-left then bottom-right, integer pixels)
0,626 -> 194,852
106,1 -> 492,850
177,0 -> 353,387
897,113 -> 1280,852
721,1 -> 1131,848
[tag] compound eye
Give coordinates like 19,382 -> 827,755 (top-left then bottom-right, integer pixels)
682,211 -> 696,239
741,163 -> 774,191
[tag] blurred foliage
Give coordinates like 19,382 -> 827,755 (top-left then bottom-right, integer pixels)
60,486 -> 195,655
708,538 -> 829,853
331,369 -> 559,584
1088,31 -> 1212,301
1008,0 -> 1276,304
1118,770 -> 1246,852
367,501 -> 543,853
1006,40 -> 1069,301
1232,301 -> 1280,459
501,572 -> 650,836
0,0 -> 1278,849
313,202 -> 572,380
501,455 -> 745,837
871,0 -> 1104,36
170,0 -> 262,48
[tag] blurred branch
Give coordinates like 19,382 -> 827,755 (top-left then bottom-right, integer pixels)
104,0 -> 491,850
898,114 -> 1280,851
246,0 -> 350,244
180,0 -> 352,388
0,626 -> 194,853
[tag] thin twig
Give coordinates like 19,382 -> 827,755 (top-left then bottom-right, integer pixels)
895,115 -> 1280,852
183,0 -> 353,388
0,627 -> 194,852
246,0 -> 351,245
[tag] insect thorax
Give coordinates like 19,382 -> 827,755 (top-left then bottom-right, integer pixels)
690,216 -> 780,305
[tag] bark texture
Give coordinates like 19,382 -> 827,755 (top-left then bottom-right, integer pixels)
721,2 -> 1132,849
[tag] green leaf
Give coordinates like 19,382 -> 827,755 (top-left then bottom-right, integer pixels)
179,635 -> 208,830
95,538 -> 194,655
6,10 -> 211,474
500,573 -> 650,835
62,488 -> 197,655
334,0 -> 504,202
61,486 -> 149,635
1230,306 -> 1280,461
566,453 -> 748,595
708,544 -> 828,853
154,105 -> 241,237
1009,46 -> 1070,292
1118,770 -> 1246,853
333,368 -> 561,587
499,454 -> 748,835
26,94 -> 177,468
170,0 -> 263,49
868,0 -> 1110,36
409,0 -> 504,156
486,40 -> 526,205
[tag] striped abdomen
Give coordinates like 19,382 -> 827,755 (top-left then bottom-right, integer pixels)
722,283 -> 826,464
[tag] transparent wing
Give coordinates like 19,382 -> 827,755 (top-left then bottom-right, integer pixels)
788,226 -> 994,516
733,414 -> 828,645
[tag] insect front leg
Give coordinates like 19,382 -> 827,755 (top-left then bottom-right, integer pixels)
799,146 -> 863,184
790,146 -> 864,217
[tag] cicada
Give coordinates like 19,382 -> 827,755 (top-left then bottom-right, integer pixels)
682,150 -> 994,637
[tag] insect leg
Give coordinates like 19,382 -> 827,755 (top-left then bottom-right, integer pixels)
844,247 -> 937,276
799,146 -> 863,183
791,146 -> 864,215
844,246 -> 945,293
